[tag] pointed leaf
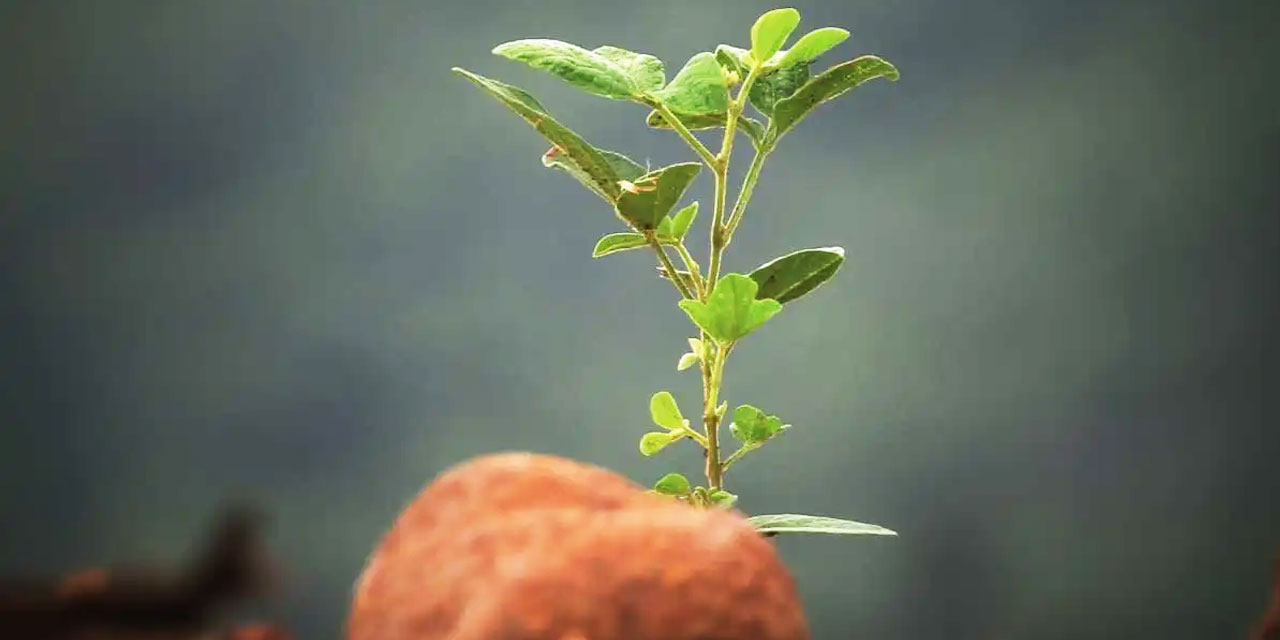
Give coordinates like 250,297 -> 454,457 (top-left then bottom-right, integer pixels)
592,232 -> 648,258
677,352 -> 698,371
730,404 -> 786,444
593,45 -> 665,93
677,273 -> 783,343
668,202 -> 698,240
776,27 -> 850,68
748,62 -> 810,117
544,147 -> 645,203
645,109 -> 765,147
768,56 -> 900,143
492,39 -> 636,99
652,53 -> 728,115
750,8 -> 801,63
747,514 -> 898,536
615,162 -> 702,231
649,391 -> 685,430
653,472 -> 691,496
748,247 -> 845,304
639,431 -> 679,456
454,68 -> 623,201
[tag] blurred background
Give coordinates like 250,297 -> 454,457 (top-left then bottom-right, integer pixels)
2,0 -> 1278,638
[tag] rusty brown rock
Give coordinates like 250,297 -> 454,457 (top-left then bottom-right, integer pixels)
348,452 -> 810,640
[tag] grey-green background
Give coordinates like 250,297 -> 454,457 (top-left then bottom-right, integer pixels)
3,1 -> 1278,638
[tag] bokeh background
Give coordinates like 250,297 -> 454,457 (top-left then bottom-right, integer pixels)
3,0 -> 1278,638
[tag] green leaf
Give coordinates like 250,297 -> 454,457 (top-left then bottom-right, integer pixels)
677,273 -> 783,344
748,62 -> 810,117
767,56 -> 900,144
639,431 -> 679,456
592,232 -> 648,258
645,109 -> 766,148
714,44 -> 750,75
454,68 -> 624,201
542,146 -> 646,203
730,404 -> 788,444
649,391 -> 685,430
615,162 -> 702,231
668,202 -> 698,240
653,472 -> 691,496
492,39 -> 637,99
748,247 -> 845,304
747,514 -> 898,536
592,45 -> 665,93
652,52 -> 729,115
776,27 -> 850,67
708,489 -> 739,508
750,8 -> 801,63
677,352 -> 698,371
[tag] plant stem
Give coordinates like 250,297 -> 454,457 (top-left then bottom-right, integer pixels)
672,243 -> 704,295
649,100 -> 718,169
724,149 -> 769,242
703,343 -> 730,490
647,234 -> 694,300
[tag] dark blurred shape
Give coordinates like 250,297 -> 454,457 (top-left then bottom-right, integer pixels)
0,506 -> 280,640
1254,548 -> 1280,640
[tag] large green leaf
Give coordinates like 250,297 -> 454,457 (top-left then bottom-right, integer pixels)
593,45 -> 665,93
652,53 -> 729,115
767,56 -> 900,144
748,62 -> 810,117
747,514 -> 898,536
750,8 -> 801,63
454,68 -> 623,200
615,163 -> 702,231
748,247 -> 845,304
542,147 -> 645,203
677,273 -> 782,344
775,27 -> 850,68
492,39 -> 637,99
644,109 -> 765,148
730,404 -> 788,445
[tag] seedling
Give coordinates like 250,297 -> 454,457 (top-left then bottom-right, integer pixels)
453,8 -> 899,538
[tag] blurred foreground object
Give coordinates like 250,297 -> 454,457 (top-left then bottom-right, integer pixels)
0,506 -> 289,640
348,452 -> 810,640
1255,548 -> 1280,640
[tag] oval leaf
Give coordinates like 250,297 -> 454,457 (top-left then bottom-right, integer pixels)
747,514 -> 898,536
677,273 -> 783,344
649,391 -> 685,430
748,247 -> 845,304
676,352 -> 698,371
750,8 -> 801,63
730,404 -> 786,444
593,45 -> 665,93
652,52 -> 729,115
492,39 -> 636,99
454,68 -> 623,200
776,27 -> 850,68
708,489 -> 739,508
653,472 -> 691,496
639,431 -> 678,456
592,232 -> 648,258
615,162 -> 702,231
768,56 -> 900,144
748,62 -> 810,117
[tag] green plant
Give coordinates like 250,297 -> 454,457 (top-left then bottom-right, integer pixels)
452,8 -> 898,538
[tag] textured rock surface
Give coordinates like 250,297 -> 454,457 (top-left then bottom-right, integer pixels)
347,452 -> 809,640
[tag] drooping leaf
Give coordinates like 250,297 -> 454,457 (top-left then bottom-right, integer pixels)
708,489 -> 739,508
768,56 -> 900,143
748,247 -> 845,303
748,62 -> 810,117
653,472 -> 692,496
652,52 -> 729,115
750,8 -> 801,63
729,404 -> 788,445
747,514 -> 898,536
593,45 -> 666,93
615,162 -> 702,231
639,431 -> 679,456
454,68 -> 623,201
668,202 -> 698,240
677,273 -> 783,344
492,39 -> 637,99
592,232 -> 648,258
645,109 -> 765,148
543,146 -> 645,203
649,391 -> 685,430
776,27 -> 850,67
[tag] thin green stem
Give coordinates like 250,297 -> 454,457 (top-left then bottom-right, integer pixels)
724,149 -> 769,242
672,243 -> 704,296
647,234 -> 694,300
705,66 -> 762,294
649,100 -> 718,168
721,444 -> 756,474
703,343 -> 730,490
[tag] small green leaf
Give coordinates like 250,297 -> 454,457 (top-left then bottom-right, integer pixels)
747,514 -> 898,536
592,232 -> 649,258
653,472 -> 691,496
644,110 -> 765,147
652,52 -> 728,115
592,45 -> 665,93
615,162 -> 702,231
748,62 -> 810,117
649,391 -> 685,430
714,44 -> 750,75
677,273 -> 783,344
668,202 -> 698,240
492,39 -> 636,99
454,68 -> 624,201
716,401 -> 729,419
767,56 -> 900,144
748,247 -> 845,303
730,404 -> 787,444
776,27 -> 850,68
542,146 -> 645,204
677,352 -> 698,371
639,431 -> 679,456
708,489 -> 739,508
750,8 -> 801,64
